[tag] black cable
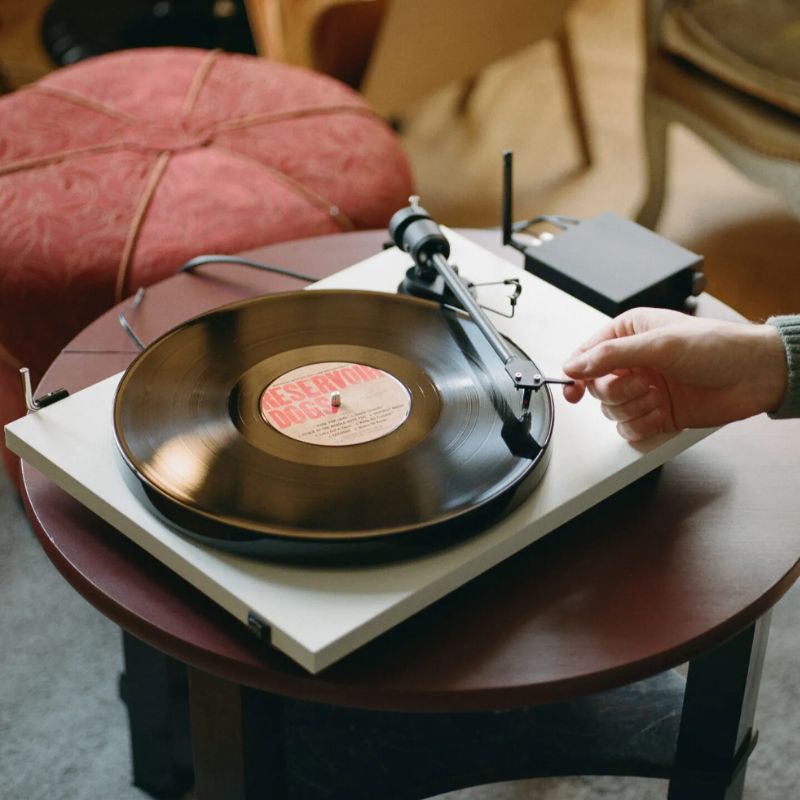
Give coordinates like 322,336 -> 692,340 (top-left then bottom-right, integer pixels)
178,254 -> 316,283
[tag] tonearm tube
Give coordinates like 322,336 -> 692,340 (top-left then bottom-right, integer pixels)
389,198 -> 571,410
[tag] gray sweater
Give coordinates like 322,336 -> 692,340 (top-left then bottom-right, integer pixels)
767,315 -> 800,419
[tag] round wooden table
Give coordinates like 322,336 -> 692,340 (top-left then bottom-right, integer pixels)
21,230 -> 800,800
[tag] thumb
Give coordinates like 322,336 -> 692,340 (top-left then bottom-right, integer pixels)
563,331 -> 668,379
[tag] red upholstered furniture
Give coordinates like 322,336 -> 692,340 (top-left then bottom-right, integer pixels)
0,46 -> 414,487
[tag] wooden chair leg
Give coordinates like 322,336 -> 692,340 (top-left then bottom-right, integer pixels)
555,25 -> 592,169
455,75 -> 479,116
635,92 -> 669,230
243,0 -> 286,60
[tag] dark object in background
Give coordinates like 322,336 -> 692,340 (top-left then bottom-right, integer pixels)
501,152 -> 705,317
516,212 -> 706,317
42,0 -> 256,66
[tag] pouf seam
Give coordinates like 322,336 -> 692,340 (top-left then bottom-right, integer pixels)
209,143 -> 356,231
182,49 -> 222,113
116,152 -> 172,300
0,142 -> 130,177
25,84 -> 139,123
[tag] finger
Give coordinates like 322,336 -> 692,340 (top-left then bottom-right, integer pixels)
600,388 -> 662,423
563,308 -> 665,366
562,380 -> 586,404
589,373 -> 650,406
616,407 -> 669,442
566,308 -> 683,360
563,330 -> 673,379
586,371 -> 633,401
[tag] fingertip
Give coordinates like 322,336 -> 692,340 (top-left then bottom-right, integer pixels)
562,381 -> 586,404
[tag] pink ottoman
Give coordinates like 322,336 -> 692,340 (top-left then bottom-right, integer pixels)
0,47 -> 414,487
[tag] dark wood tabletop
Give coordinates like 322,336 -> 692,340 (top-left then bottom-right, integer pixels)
21,229 -> 800,713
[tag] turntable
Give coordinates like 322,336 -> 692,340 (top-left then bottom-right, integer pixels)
112,200 -> 565,560
4,207 -> 714,673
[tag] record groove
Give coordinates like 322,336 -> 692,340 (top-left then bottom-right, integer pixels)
114,290 -> 554,556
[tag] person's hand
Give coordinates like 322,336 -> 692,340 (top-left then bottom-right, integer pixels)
561,308 -> 788,441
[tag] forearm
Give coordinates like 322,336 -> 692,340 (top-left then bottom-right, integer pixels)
767,315 -> 800,419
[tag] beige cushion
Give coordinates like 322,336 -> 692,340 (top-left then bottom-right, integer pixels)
661,0 -> 800,116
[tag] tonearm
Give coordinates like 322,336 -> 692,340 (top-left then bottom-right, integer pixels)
389,198 -> 572,411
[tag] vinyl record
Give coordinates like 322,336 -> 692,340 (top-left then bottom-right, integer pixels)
113,290 -> 553,558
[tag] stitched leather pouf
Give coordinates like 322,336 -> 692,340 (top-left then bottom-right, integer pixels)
0,47 -> 414,488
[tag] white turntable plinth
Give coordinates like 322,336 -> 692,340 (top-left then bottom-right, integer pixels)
5,231 -> 714,673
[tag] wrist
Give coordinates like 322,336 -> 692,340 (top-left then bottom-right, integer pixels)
756,322 -> 789,414
766,316 -> 800,419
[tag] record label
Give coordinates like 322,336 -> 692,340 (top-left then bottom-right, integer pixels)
260,361 -> 412,446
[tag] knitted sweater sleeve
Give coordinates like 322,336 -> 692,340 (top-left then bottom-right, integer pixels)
767,315 -> 800,419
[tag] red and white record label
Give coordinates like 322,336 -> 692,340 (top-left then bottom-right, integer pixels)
260,361 -> 412,446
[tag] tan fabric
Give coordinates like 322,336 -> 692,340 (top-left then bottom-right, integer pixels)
652,54 -> 800,162
661,0 -> 800,116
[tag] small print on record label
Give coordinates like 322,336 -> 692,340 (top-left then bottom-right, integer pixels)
260,361 -> 412,446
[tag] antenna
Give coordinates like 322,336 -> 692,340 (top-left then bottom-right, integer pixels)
502,150 -> 513,246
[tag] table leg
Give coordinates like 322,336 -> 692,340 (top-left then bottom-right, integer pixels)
668,614 -> 771,799
188,666 -> 287,800
120,632 -> 194,799
127,615 -> 768,800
